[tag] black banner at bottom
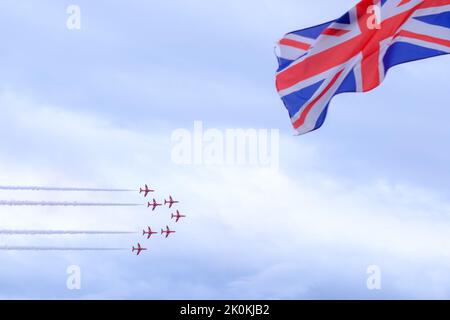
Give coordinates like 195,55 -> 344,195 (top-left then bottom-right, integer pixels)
0,300 -> 445,318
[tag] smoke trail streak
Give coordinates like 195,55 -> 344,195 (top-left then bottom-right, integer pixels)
0,246 -> 127,251
0,200 -> 142,207
0,186 -> 135,192
0,230 -> 135,235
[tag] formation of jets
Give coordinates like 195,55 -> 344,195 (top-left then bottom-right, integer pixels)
133,185 -> 187,255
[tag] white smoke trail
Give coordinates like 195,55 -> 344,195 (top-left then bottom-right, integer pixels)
0,186 -> 135,192
0,200 -> 142,207
0,230 -> 135,235
0,246 -> 127,251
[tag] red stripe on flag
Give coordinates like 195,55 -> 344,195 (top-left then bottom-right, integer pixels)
398,0 -> 413,6
322,28 -> 351,36
419,0 -> 450,9
292,70 -> 344,130
361,46 -> 381,92
398,30 -> 450,48
279,38 -> 311,51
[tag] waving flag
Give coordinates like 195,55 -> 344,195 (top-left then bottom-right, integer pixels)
275,0 -> 450,135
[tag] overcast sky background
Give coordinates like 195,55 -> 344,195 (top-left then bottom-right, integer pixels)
1,0 -> 450,299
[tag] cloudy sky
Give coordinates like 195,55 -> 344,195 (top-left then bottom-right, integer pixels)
0,0 -> 450,299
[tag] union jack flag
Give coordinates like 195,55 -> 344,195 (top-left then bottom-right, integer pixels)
275,0 -> 450,135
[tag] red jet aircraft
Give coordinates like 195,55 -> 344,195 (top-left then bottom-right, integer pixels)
147,198 -> 162,211
139,184 -> 154,197
142,227 -> 158,239
132,243 -> 147,255
164,195 -> 179,208
161,225 -> 176,238
171,210 -> 186,223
